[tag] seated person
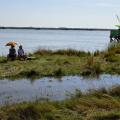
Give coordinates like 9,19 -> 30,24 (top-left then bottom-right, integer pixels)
7,46 -> 16,60
18,45 -> 26,60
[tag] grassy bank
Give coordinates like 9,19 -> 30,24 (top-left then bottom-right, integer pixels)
0,43 -> 120,79
0,44 -> 120,120
0,86 -> 120,120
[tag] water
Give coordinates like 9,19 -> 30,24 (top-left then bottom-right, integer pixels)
0,29 -> 113,105
0,29 -> 110,55
0,74 -> 120,105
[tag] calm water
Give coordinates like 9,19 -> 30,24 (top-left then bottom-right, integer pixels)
0,75 -> 120,105
0,30 -> 117,105
0,29 -> 110,55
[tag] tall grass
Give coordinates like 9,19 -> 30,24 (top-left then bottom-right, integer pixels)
0,43 -> 120,79
34,49 -> 91,57
107,43 -> 120,52
81,56 -> 101,76
103,43 -> 120,62
1,86 -> 120,120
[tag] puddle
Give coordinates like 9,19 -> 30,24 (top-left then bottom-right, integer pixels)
0,74 -> 120,105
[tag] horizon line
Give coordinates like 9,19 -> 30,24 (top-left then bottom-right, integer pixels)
0,26 -> 115,31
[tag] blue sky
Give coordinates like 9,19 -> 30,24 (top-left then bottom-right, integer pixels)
0,0 -> 120,28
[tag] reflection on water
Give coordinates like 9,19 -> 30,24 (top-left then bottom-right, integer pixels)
0,74 -> 120,105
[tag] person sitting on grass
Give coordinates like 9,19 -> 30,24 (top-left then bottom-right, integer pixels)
7,45 -> 16,61
18,45 -> 26,60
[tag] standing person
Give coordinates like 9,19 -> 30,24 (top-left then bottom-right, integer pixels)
18,45 -> 26,60
7,45 -> 16,60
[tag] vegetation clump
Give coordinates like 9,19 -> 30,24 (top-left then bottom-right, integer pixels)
53,68 -> 63,76
81,56 -> 101,77
20,70 -> 40,78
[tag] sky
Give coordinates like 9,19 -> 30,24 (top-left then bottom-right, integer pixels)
0,0 -> 120,28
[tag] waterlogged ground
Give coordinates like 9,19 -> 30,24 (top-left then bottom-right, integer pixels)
0,74 -> 120,105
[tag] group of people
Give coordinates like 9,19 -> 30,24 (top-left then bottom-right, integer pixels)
7,45 -> 26,60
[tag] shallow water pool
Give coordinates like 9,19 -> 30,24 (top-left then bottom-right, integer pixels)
0,74 -> 120,105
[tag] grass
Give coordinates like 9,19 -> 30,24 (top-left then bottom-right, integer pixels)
81,56 -> 101,77
1,86 -> 120,120
0,44 -> 120,120
0,43 -> 120,79
34,48 -> 91,57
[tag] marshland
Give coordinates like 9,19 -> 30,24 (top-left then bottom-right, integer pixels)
1,0 -> 120,119
0,43 -> 120,78
0,29 -> 120,120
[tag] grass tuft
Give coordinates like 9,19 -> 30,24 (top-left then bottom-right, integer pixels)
53,68 -> 63,76
81,56 -> 101,76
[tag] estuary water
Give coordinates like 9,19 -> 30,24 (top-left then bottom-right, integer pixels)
0,75 -> 120,105
0,29 -> 114,105
0,29 -> 110,55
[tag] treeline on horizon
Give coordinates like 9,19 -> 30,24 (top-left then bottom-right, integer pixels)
0,26 -> 114,31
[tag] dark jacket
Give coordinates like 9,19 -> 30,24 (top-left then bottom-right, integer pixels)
9,48 -> 16,56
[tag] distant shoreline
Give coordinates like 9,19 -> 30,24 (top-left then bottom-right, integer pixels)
0,27 -> 115,31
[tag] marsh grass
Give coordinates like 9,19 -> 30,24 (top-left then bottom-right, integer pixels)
0,44 -> 120,119
0,56 -> 7,63
53,68 -> 63,76
109,85 -> 120,96
1,86 -> 120,120
107,43 -> 120,52
35,49 -> 91,57
81,56 -> 101,77
103,43 -> 120,62
93,50 -> 101,56
19,70 -> 40,79
0,43 -> 120,79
